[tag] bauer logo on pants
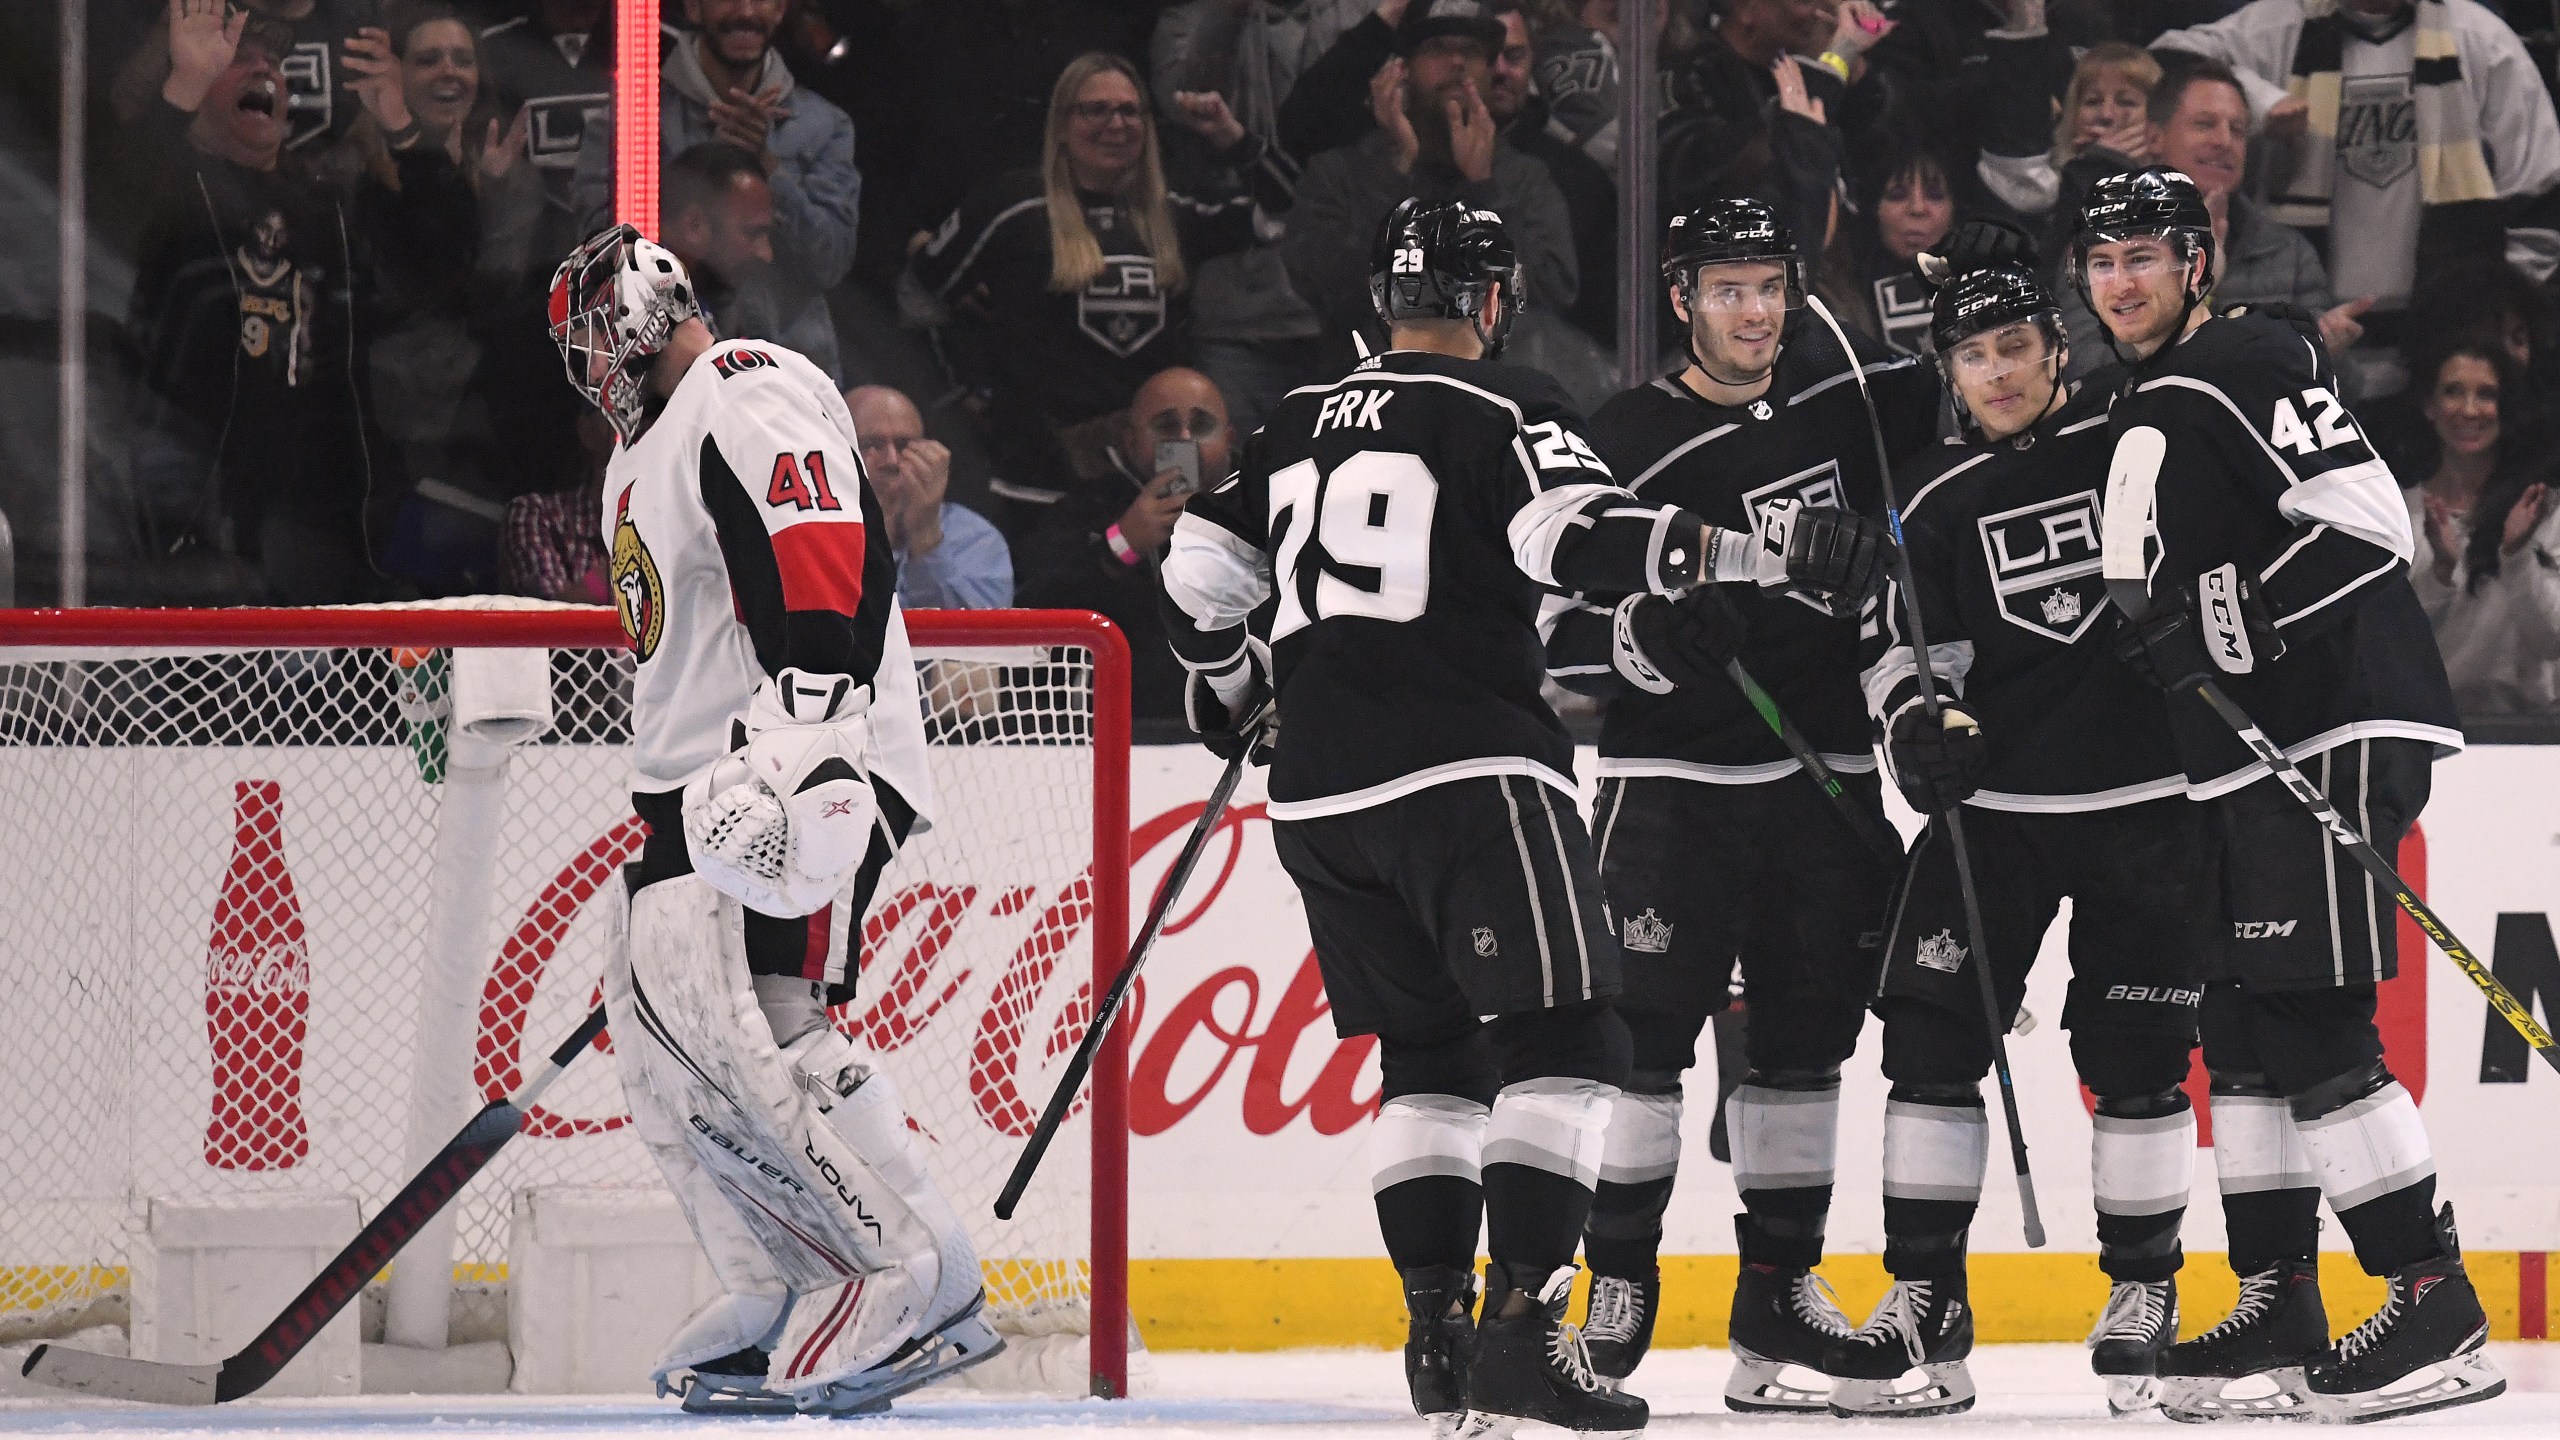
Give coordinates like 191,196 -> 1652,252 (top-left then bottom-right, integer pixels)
1979,490 -> 2107,643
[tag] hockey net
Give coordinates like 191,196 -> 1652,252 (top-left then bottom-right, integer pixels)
0,604 -> 1131,1395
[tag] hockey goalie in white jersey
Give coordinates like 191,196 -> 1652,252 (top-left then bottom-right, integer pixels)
547,224 -> 997,1413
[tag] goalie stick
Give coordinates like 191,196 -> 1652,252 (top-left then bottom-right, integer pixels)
20,1003 -> 612,1404
1807,294 -> 2046,1248
996,711 -> 1265,1221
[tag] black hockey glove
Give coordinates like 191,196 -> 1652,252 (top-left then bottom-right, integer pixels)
1887,702 -> 1990,814
1918,218 -> 2040,286
2112,562 -> 2286,692
1784,506 -> 1895,608
1182,648 -> 1276,764
1612,588 -> 1748,693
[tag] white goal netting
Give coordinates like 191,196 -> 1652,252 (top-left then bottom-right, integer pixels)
0,605 -> 1126,1392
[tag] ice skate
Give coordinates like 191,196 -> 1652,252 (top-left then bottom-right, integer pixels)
1725,1260 -> 1854,1412
1459,1263 -> 1648,1438
1403,1264 -> 1480,1436
665,1345 -> 808,1415
1583,1269 -> 1659,1390
1829,1276 -> 1976,1418
2086,1277 -> 2177,1416
2157,1259 -> 2324,1422
783,1290 -> 1006,1415
2304,1206 -> 2505,1424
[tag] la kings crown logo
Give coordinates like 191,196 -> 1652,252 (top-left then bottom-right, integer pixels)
1979,490 -> 2107,643
1915,928 -> 1967,973
1623,908 -> 1673,954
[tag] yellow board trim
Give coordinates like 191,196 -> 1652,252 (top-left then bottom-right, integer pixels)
1131,1252 -> 2550,1352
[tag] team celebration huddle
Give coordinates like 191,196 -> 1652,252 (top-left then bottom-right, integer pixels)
293,167 -> 2489,1429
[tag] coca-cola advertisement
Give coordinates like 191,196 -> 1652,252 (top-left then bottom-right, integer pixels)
204,779 -> 314,1170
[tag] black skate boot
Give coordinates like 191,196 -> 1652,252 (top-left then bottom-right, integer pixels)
1461,1263 -> 1648,1439
2157,1258 -> 2326,1422
1829,1275 -> 1976,1418
1725,1260 -> 1854,1412
2305,1206 -> 2505,1423
2085,1278 -> 2177,1416
1402,1265 -> 1480,1436
1582,1269 -> 1658,1390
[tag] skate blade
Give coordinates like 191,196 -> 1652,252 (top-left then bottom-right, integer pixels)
1828,1362 -> 1978,1419
789,1313 -> 1007,1414
2159,1369 -> 2314,1424
2310,1349 -> 2506,1425
2102,1374 -> 2164,1417
1725,1343 -> 1834,1413
671,1375 -> 803,1415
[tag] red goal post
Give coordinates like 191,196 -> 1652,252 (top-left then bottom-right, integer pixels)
0,605 -> 1132,1398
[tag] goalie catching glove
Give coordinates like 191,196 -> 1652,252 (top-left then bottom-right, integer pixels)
1610,587 -> 1748,694
1887,702 -> 1990,814
683,668 -> 881,916
2112,561 -> 2285,692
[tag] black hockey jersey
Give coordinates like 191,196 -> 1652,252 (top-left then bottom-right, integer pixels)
1864,377 -> 2187,810
1550,320 -> 1941,779
1162,351 -> 1712,820
2102,313 -> 2461,794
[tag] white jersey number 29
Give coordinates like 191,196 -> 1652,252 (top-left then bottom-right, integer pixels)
2268,386 -> 2357,456
1268,451 -> 1441,641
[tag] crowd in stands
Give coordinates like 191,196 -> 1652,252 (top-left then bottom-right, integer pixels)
7,0 -> 2560,718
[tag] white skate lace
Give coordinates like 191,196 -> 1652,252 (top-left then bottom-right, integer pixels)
2087,1280 -> 2169,1347
1585,1276 -> 1645,1344
2334,1286 -> 2405,1365
1548,1317 -> 1605,1393
2194,1270 -> 2282,1347
1851,1280 -> 1934,1367
1789,1272 -> 1853,1338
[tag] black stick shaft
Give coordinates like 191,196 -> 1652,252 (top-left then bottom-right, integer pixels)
1725,656 -> 1904,869
213,1003 -> 610,1401
1808,296 -> 2045,1247
2194,681 -> 2560,1074
995,741 -> 1254,1221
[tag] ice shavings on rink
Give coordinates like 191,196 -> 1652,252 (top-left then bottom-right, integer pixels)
4,1345 -> 2558,1439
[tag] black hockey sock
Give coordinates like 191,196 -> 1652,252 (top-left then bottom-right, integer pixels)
2093,1089 -> 2192,1284
2224,1187 -> 2322,1275
2334,1176 -> 2441,1275
1583,1176 -> 1673,1280
2291,1063 -> 2442,1275
1375,1175 -> 1484,1274
1736,1192 -> 1830,1271
1883,1198 -> 1973,1280
1880,1084 -> 1985,1281
1485,1162 -> 1594,1276
2099,1209 -> 2187,1283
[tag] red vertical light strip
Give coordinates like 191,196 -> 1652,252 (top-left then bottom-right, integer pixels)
614,0 -> 661,237
1086,616 -> 1134,1400
2522,1251 -> 2547,1340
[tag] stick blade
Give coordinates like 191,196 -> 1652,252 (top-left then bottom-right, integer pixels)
20,1342 -> 220,1405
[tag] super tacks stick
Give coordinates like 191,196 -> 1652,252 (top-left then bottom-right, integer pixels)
21,1004 -> 613,1404
1806,295 -> 2045,1247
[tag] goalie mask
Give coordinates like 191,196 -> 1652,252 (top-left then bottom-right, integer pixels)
549,224 -> 702,441
1370,197 -> 1521,360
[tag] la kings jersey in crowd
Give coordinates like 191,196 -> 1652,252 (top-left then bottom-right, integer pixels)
1866,376 -> 2188,810
604,338 -> 934,828
2104,312 -> 2460,794
1165,350 -> 1706,820
1549,321 -> 1940,778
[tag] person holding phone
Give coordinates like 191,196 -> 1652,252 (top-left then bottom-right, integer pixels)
1013,367 -> 1234,719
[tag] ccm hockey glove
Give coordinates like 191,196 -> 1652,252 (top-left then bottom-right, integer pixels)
1887,702 -> 1990,814
1708,500 -> 1894,606
2113,561 -> 2286,692
1610,588 -> 1748,694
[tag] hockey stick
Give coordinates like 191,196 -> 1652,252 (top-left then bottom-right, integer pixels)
1806,295 -> 2046,1247
20,1003 -> 612,1404
1724,654 -> 1904,870
2195,680 -> 2558,1073
995,712 -> 1265,1221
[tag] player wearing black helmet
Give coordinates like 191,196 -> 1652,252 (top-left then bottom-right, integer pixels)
1162,198 -> 1876,1438
1542,196 -> 1923,1412
1836,229 -> 2211,1417
2079,170 -> 2491,1424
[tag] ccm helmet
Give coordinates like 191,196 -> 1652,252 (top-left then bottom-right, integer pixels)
2069,168 -> 2215,320
1929,264 -> 2067,440
1370,197 -> 1522,359
1660,197 -> 1802,309
549,223 -> 703,440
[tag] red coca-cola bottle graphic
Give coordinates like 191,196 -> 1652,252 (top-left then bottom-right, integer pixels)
204,780 -> 311,1169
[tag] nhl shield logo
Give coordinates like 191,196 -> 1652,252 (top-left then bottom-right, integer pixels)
1915,928 -> 1967,974
1978,490 -> 2106,643
1472,927 -> 1500,957
1623,908 -> 1673,954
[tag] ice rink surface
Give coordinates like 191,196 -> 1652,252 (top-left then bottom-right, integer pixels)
3,1345 -> 2556,1439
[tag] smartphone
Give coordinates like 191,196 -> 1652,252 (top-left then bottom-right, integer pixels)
1154,438 -> 1202,497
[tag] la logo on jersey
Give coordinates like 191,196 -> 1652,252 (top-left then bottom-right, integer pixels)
1979,489 -> 2106,643
610,488 -> 665,661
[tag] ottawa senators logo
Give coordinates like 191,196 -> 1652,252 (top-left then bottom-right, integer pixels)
609,489 -> 664,661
